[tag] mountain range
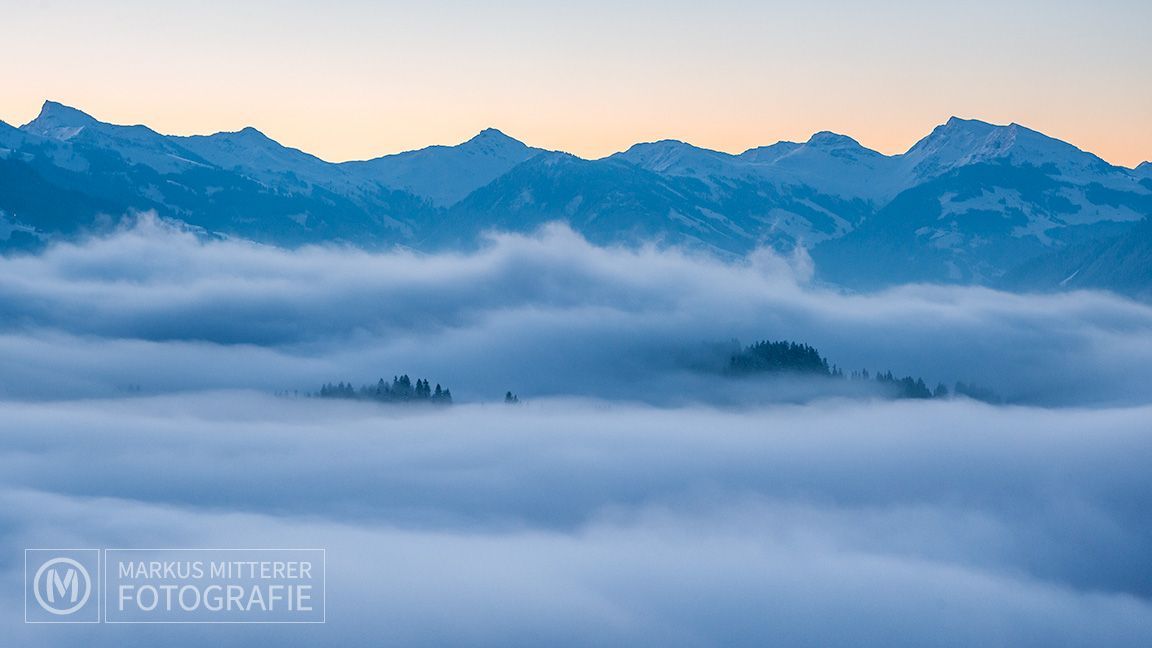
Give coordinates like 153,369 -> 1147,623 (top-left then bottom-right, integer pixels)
1,101 -> 1149,296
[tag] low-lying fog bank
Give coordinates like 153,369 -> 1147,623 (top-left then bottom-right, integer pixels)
2,394 -> 1151,645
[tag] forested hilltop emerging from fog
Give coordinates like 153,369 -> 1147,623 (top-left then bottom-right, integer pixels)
726,339 -> 1001,401
315,375 -> 453,404
304,340 -> 1000,406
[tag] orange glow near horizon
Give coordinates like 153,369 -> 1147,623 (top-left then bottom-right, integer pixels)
1,1 -> 1149,167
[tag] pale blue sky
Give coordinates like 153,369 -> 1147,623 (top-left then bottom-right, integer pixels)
2,0 -> 1148,165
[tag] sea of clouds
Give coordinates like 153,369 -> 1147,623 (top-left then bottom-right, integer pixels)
2,219 -> 1151,645
1,217 -> 1151,405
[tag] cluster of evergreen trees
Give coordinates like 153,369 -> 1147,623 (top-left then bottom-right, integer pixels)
316,375 -> 452,404
868,370 -> 936,399
306,343 -> 1000,406
729,341 -> 832,375
730,339 -> 1000,402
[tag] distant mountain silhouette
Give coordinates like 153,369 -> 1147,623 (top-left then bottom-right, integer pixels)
1,101 -> 1148,296
343,128 -> 544,207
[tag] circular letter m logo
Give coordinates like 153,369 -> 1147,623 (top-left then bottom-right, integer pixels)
34,557 -> 92,615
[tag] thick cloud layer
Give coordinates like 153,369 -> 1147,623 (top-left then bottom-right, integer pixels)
2,395 -> 1152,646
3,220 -> 1151,645
1,218 -> 1151,405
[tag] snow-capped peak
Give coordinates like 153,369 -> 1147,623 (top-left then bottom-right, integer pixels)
898,116 -> 1115,186
618,139 -> 698,154
340,127 -> 543,207
613,139 -> 734,175
199,126 -> 282,148
30,100 -> 98,125
469,127 -> 513,141
235,125 -> 271,139
805,131 -> 863,149
460,127 -> 525,147
175,126 -> 352,192
21,100 -> 100,140
742,132 -> 878,165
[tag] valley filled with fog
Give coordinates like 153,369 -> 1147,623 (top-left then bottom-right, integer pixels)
3,221 -> 1152,646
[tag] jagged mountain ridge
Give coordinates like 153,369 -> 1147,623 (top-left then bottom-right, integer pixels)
0,101 -> 1147,295
342,128 -> 544,208
811,118 -> 1150,288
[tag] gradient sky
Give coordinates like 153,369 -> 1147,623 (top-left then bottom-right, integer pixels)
2,0 -> 1149,166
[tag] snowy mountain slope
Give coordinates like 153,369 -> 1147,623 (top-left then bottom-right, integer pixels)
342,128 -> 543,207
176,127 -> 367,195
1001,216 -> 1152,298
606,134 -> 884,247
809,118 -> 1151,289
614,131 -> 897,202
21,101 -> 214,175
439,148 -> 873,253
2,101 -> 1148,295
434,151 -> 763,253
0,153 -> 129,250
739,132 -> 900,201
4,101 -> 434,246
0,119 -> 25,154
610,140 -> 752,180
25,103 -> 375,198
812,158 -> 1152,288
897,117 -> 1142,193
